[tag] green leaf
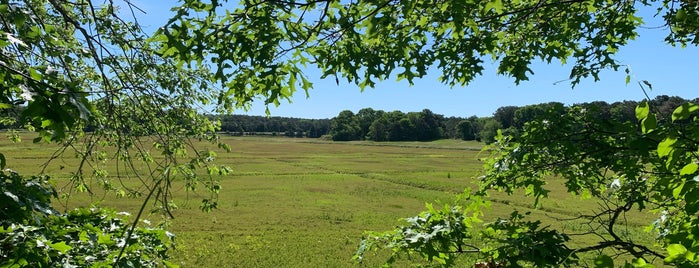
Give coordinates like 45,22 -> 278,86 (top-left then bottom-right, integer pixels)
29,68 -> 42,81
40,119 -> 53,128
664,244 -> 687,263
671,103 -> 699,122
595,254 -> 614,268
630,257 -> 655,268
0,153 -> 5,169
49,241 -> 72,253
635,101 -> 649,121
672,182 -> 685,199
657,137 -> 677,158
485,0 -> 504,13
641,113 -> 657,134
680,163 -> 698,176
98,233 -> 115,246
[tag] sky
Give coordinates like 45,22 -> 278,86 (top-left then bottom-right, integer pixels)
134,1 -> 699,119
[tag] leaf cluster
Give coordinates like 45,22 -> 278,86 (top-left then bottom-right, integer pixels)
0,168 -> 177,267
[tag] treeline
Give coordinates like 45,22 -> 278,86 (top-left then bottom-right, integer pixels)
330,108 -> 457,141
327,108 -> 497,142
214,115 -> 331,138
2,95 -> 695,142
327,95 -> 698,143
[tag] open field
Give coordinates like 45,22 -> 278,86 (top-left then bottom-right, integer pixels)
2,135 -> 663,267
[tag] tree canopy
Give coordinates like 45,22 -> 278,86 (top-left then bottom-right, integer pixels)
1,0 -> 699,267
160,0 -> 699,100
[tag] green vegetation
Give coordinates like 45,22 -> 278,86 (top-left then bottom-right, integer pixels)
360,101 -> 699,267
326,96 -> 697,143
2,134 -> 664,267
2,135 -> 481,266
2,0 -> 699,267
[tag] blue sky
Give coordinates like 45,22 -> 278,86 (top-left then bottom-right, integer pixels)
135,2 -> 698,119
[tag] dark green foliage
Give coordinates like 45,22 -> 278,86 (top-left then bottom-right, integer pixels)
492,106 -> 518,129
330,110 -> 361,141
356,108 -> 383,140
215,114 -> 331,138
0,171 -> 56,227
330,108 -> 448,141
456,120 -> 476,141
367,116 -> 392,141
356,197 -> 486,267
512,102 -> 565,129
481,211 -> 575,267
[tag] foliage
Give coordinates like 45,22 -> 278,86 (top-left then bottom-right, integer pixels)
0,168 -> 176,267
488,96 -> 699,133
161,0 -> 698,95
356,201 -> 483,267
331,108 -> 447,141
215,114 -> 331,138
477,118 -> 502,145
0,0 -> 230,266
455,120 -> 476,141
1,0 -> 232,210
330,110 -> 362,141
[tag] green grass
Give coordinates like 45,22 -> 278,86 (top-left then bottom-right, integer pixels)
1,135 -> 665,267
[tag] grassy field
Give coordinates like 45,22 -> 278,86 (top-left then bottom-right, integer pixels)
2,135 -> 663,267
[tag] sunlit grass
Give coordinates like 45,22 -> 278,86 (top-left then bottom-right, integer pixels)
1,134 -> 665,267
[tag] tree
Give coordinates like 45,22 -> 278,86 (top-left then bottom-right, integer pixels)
367,116 -> 391,142
330,110 -> 361,141
577,101 -> 612,121
610,100 -> 640,123
652,95 -> 688,122
160,0 -> 698,95
356,108 -> 383,140
512,102 -> 565,130
417,109 -> 445,141
382,112 -> 406,141
478,118 -> 502,145
455,120 -> 476,141
492,106 -> 519,129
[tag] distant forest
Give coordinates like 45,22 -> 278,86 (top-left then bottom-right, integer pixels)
326,95 -> 697,143
1,95 -> 695,143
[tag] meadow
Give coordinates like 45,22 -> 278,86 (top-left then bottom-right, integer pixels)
2,135 -> 662,267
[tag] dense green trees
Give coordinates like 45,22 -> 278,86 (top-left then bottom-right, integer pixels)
489,96 -> 698,137
330,108 -> 450,141
329,110 -> 361,141
455,120 -> 476,141
216,114 -> 331,137
356,108 -> 383,139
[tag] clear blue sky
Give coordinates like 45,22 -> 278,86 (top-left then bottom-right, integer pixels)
135,1 -> 698,119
